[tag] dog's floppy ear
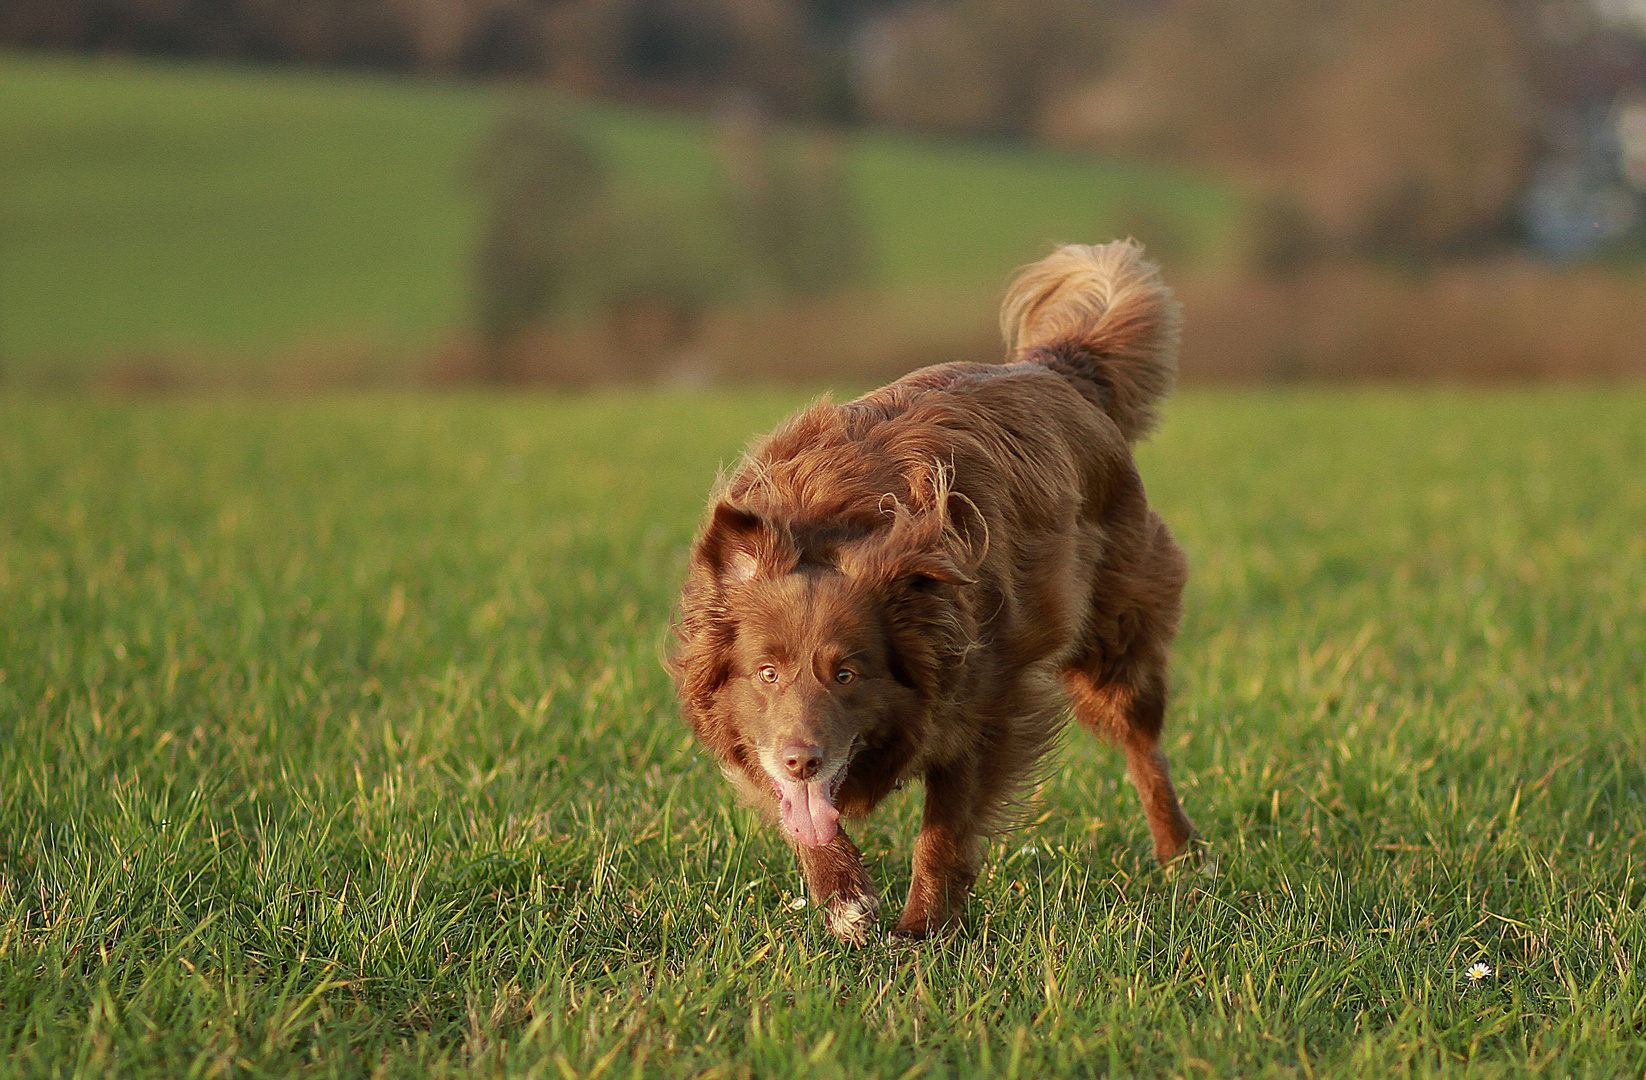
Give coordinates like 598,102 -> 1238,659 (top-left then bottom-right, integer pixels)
676,500 -> 769,718
694,500 -> 770,584
851,489 -> 987,591
898,490 -> 986,588
897,553 -> 975,590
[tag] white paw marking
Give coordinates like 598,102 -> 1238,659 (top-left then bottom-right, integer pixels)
823,893 -> 879,945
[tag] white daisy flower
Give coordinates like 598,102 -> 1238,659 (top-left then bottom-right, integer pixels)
1465,962 -> 1492,982
788,896 -> 808,910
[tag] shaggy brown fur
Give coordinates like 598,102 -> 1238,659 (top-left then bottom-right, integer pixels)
671,241 -> 1195,944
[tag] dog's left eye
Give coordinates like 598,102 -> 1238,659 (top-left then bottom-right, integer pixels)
757,665 -> 779,684
833,668 -> 856,685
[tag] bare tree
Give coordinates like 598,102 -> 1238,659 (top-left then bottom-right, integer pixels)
719,107 -> 872,296
471,101 -> 608,381
1048,0 -> 1535,258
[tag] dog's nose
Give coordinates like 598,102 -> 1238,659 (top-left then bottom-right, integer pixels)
781,745 -> 824,781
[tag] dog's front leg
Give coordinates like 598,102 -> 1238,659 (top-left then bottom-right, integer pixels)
793,829 -> 879,945
893,763 -> 982,939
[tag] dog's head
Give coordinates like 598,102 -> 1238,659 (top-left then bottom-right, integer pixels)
673,476 -> 984,848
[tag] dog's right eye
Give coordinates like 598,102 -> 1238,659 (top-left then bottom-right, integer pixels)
757,665 -> 779,684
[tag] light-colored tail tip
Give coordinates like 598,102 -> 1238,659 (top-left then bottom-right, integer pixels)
1000,240 -> 1173,354
999,240 -> 1181,442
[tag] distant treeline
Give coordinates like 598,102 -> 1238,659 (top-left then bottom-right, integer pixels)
8,0 -> 1645,259
0,0 -> 1116,136
0,0 -> 889,113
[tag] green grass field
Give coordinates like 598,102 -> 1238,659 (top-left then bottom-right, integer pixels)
0,52 -> 1238,377
2,388 -> 1643,1078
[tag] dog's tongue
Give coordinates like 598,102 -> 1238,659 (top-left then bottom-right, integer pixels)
775,778 -> 840,848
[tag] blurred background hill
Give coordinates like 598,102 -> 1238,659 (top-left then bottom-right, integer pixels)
3,0 -> 1645,386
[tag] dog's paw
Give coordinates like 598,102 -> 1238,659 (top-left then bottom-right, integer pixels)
1161,840 -> 1219,907
823,892 -> 880,946
1162,837 -> 1217,876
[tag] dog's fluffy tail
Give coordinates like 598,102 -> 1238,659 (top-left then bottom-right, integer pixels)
1000,240 -> 1181,443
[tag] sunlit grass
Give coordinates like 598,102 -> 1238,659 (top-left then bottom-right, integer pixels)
1,388 -> 1643,1077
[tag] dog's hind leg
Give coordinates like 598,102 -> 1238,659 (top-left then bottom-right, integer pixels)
1064,661 -> 1194,865
793,830 -> 879,945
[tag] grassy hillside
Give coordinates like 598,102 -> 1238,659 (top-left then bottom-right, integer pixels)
0,52 -> 1239,376
2,388 -> 1643,1077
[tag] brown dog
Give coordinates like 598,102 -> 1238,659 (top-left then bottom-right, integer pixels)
671,241 -> 1195,944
